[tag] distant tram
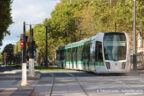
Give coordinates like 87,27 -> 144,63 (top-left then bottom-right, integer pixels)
56,32 -> 130,73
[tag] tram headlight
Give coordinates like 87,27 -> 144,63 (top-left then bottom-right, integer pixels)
106,62 -> 110,69
122,62 -> 126,69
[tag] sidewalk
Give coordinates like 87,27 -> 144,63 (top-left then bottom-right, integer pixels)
0,69 -> 41,96
127,70 -> 144,76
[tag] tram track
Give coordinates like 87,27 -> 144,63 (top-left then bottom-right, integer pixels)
48,72 -> 89,96
66,73 -> 89,96
49,73 -> 55,96
38,71 -> 144,96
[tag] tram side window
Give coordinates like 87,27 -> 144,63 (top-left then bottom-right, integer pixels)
86,44 -> 90,60
75,47 -> 77,61
56,50 -> 60,60
72,48 -> 75,61
82,45 -> 86,60
95,41 -> 103,62
74,48 -> 77,61
66,49 -> 69,62
65,49 -> 67,62
68,49 -> 70,62
64,50 -> 66,61
78,46 -> 83,61
82,44 -> 90,61
71,48 -> 73,62
60,50 -> 64,60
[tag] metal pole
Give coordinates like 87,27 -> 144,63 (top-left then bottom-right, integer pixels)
141,22 -> 143,49
21,21 -> 28,86
29,25 -> 35,77
141,22 -> 143,66
30,24 -> 34,58
45,18 -> 48,67
23,22 -> 26,63
115,23 -> 116,32
133,0 -> 137,71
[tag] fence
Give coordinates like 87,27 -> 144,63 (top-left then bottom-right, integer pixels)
131,52 -> 144,70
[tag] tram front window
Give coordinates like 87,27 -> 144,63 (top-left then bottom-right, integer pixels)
104,33 -> 126,61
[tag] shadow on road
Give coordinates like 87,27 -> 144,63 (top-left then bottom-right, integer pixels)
41,71 -> 128,78
0,66 -> 18,72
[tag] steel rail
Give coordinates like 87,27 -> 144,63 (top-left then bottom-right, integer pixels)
66,73 -> 89,96
49,73 -> 55,96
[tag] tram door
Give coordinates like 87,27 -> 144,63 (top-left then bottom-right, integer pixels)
90,43 -> 95,71
71,48 -> 74,69
68,49 -> 71,69
75,48 -> 78,69
95,41 -> 103,66
72,48 -> 75,69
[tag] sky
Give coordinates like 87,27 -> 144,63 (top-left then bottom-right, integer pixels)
0,0 -> 60,51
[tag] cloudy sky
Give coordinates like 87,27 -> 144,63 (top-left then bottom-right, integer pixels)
0,0 -> 60,51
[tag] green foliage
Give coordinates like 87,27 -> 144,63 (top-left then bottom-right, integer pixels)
22,0 -> 144,64
0,0 -> 13,45
31,0 -> 89,61
74,0 -> 144,39
2,44 -> 14,64
35,66 -> 73,71
51,0 -> 89,43
14,41 -> 21,54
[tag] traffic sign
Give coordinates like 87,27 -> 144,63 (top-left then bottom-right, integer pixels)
20,41 -> 24,47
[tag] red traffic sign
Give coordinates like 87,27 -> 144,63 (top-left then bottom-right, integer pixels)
20,41 -> 24,47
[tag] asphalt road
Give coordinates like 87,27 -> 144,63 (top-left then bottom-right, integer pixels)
33,71 -> 144,96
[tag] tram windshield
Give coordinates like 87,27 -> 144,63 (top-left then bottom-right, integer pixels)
104,33 -> 126,61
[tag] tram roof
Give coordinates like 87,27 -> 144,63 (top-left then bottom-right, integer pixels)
57,32 -> 104,50
57,32 -> 125,50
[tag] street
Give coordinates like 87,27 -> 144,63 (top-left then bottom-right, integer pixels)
1,0 -> 144,96
32,71 -> 144,96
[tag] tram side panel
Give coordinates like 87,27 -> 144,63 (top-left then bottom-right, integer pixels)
77,46 -> 83,70
56,50 -> 63,68
89,42 -> 96,72
66,49 -> 71,69
84,43 -> 91,71
94,41 -> 105,73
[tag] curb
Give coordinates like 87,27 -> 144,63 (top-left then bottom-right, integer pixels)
28,72 -> 41,80
28,87 -> 35,96
10,87 -> 34,96
0,72 -> 41,80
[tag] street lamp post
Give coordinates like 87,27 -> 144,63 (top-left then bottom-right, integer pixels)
45,18 -> 48,67
133,0 -> 137,71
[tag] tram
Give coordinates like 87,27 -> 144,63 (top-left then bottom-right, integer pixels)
56,32 -> 130,73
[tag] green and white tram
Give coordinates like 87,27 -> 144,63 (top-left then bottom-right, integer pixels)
56,32 -> 130,73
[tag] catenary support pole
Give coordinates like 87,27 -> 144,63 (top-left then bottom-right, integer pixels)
133,0 -> 137,71
115,23 -> 117,32
141,22 -> 143,66
21,21 -> 28,86
45,18 -> 48,67
141,22 -> 143,49
29,25 -> 35,77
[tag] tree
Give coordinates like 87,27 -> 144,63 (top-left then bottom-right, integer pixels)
2,44 -> 14,65
0,0 -> 13,45
14,41 -> 21,54
19,0 -> 144,65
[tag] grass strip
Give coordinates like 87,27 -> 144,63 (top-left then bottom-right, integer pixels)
35,66 -> 74,71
